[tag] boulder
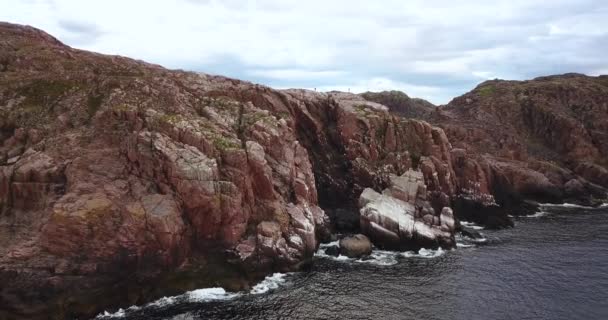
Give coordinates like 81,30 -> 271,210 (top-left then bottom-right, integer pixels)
339,234 -> 372,258
359,187 -> 455,250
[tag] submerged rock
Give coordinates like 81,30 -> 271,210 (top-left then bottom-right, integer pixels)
324,245 -> 340,257
460,227 -> 485,241
453,195 -> 513,229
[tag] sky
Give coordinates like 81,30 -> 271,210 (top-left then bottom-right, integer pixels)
1,0 -> 607,104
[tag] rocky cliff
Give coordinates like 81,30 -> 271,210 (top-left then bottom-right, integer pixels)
425,75 -> 608,207
1,23 -> 606,319
362,75 -> 608,215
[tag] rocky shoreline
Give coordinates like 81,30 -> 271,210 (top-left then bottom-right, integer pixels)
1,22 -> 607,319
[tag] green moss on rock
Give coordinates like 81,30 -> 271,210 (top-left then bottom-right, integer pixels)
478,85 -> 496,97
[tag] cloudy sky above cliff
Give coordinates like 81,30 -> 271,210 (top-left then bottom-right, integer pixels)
2,0 -> 607,104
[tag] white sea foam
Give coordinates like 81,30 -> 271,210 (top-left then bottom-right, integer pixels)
315,240 -> 400,265
460,221 -> 484,230
314,246 -> 355,262
401,247 -> 446,258
250,273 -> 289,294
562,203 -> 593,208
99,308 -> 126,318
522,211 -> 549,218
458,232 -> 488,244
456,242 -> 475,248
470,237 -> 488,244
315,241 -> 447,265
540,202 -> 593,209
356,250 -> 399,266
186,287 -> 241,302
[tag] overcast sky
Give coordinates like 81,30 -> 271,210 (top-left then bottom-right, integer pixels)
2,0 -> 607,104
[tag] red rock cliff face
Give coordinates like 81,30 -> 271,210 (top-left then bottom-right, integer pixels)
0,23 -> 467,318
362,75 -> 608,213
0,22 -> 468,319
427,75 -> 608,205
0,23 -> 331,318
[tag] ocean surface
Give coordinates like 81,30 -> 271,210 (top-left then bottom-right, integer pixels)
98,204 -> 608,320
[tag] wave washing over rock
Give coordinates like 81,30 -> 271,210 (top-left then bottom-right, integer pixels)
315,239 -> 449,266
1,22 -> 608,319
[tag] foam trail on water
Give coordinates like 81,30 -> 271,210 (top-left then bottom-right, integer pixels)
460,221 -> 484,230
456,242 -> 475,248
401,247 -> 446,259
540,202 -> 593,209
96,272 -> 290,319
522,211 -> 549,218
357,250 -> 399,266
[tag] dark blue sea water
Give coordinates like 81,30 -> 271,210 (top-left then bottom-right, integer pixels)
98,204 -> 608,320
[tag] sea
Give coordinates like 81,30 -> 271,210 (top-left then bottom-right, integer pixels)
97,204 -> 608,320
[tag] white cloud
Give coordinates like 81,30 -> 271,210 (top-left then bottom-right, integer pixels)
589,69 -> 608,76
472,71 -> 496,80
248,69 -> 347,80
313,77 -> 441,103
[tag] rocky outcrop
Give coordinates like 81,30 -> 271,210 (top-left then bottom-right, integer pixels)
428,74 -> 608,212
359,170 -> 456,250
361,91 -> 436,119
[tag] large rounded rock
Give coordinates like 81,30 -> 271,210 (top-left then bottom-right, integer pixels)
339,234 -> 372,258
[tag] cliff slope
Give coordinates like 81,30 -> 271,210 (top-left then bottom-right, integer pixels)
427,75 -> 608,204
